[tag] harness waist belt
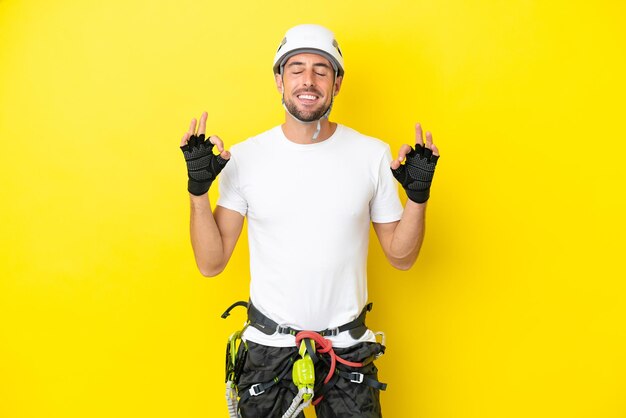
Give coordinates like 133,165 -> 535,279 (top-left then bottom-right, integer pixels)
247,302 -> 373,339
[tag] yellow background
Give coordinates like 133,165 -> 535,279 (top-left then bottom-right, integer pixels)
1,0 -> 624,417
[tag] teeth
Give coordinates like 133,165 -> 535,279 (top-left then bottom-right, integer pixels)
298,95 -> 317,100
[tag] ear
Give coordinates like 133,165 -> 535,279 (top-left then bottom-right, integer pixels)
275,73 -> 284,93
333,75 -> 343,96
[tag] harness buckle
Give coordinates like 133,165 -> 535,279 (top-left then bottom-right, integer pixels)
249,384 -> 265,396
276,324 -> 290,335
349,372 -> 364,384
324,327 -> 340,337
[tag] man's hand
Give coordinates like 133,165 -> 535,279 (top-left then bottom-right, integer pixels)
180,112 -> 231,196
391,123 -> 440,204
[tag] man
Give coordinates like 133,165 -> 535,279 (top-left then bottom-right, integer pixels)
180,24 -> 439,418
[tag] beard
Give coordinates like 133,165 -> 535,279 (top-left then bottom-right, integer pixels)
283,93 -> 332,122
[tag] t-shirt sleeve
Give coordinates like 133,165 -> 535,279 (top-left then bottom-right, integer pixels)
216,154 -> 248,217
370,146 -> 404,223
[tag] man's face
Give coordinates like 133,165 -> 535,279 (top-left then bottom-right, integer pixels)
275,53 -> 343,122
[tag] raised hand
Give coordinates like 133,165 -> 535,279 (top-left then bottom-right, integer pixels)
391,123 -> 440,204
180,112 -> 231,196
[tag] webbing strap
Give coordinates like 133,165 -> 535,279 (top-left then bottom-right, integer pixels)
221,301 -> 249,319
335,370 -> 387,391
304,338 -> 318,364
247,302 -> 373,338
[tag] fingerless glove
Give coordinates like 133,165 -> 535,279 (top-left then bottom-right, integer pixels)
391,145 -> 439,204
180,134 -> 229,196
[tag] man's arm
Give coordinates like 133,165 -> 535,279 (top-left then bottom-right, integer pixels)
190,196 -> 244,277
373,201 -> 426,270
181,112 -> 244,277
375,123 -> 439,271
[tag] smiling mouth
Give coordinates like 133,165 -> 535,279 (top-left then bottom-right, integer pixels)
296,94 -> 321,105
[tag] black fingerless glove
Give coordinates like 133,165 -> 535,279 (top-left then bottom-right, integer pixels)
180,134 -> 229,196
391,145 -> 439,204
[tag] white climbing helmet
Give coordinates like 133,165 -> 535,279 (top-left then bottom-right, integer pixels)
273,24 -> 344,77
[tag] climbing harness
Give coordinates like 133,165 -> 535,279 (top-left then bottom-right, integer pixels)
221,301 -> 387,417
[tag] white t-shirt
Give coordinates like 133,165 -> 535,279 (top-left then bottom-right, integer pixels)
217,124 -> 403,347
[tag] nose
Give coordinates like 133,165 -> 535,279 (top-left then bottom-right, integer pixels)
302,70 -> 315,87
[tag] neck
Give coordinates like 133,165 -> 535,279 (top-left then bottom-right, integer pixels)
281,115 -> 336,144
